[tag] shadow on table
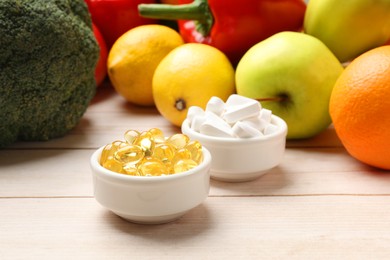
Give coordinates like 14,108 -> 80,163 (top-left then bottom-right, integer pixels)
0,147 -> 77,166
101,203 -> 213,241
210,166 -> 290,195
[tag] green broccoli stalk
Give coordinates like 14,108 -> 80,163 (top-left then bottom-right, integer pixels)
0,0 -> 99,148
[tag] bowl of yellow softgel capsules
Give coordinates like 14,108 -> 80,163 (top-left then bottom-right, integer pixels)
90,128 -> 211,224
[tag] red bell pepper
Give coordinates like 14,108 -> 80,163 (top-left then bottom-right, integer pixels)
92,24 -> 108,87
85,0 -> 157,49
139,0 -> 306,65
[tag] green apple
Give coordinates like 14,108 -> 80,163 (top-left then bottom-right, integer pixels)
304,0 -> 390,63
235,31 -> 344,139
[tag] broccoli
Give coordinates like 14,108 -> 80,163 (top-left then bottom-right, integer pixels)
0,0 -> 99,148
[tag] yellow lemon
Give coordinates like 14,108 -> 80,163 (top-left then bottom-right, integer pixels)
153,43 -> 236,126
107,25 -> 184,106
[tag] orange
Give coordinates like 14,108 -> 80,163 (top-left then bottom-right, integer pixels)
329,45 -> 390,170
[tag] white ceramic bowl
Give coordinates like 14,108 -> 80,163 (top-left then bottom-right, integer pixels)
90,146 -> 211,224
181,115 -> 287,182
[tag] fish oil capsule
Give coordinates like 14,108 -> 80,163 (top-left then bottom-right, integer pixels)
184,140 -> 203,164
100,143 -> 114,165
153,143 -> 176,164
124,129 -> 140,144
103,156 -> 125,173
112,140 -> 128,148
167,133 -> 189,149
153,143 -> 176,173
100,140 -> 125,165
172,148 -> 192,165
165,163 -> 174,175
122,163 -> 139,176
101,129 -> 203,176
148,128 -> 165,143
134,131 -> 155,157
174,159 -> 198,173
138,158 -> 169,176
111,140 -> 121,146
114,144 -> 144,164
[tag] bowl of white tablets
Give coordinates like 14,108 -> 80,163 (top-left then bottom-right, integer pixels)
181,94 -> 287,182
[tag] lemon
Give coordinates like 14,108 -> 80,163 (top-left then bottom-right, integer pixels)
153,43 -> 236,126
107,25 -> 184,106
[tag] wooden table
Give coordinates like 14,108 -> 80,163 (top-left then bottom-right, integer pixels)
1,84 -> 390,259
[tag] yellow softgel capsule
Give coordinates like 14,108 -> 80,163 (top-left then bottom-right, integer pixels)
134,131 -> 155,157
103,156 -> 125,173
167,133 -> 189,149
100,143 -> 114,166
122,163 -> 139,176
153,143 -> 176,164
138,158 -> 169,176
172,148 -> 192,165
100,140 -> 126,165
101,128 -> 203,176
184,140 -> 203,164
173,159 -> 198,173
124,129 -> 140,144
114,144 -> 144,164
148,128 -> 165,143
112,140 -> 128,148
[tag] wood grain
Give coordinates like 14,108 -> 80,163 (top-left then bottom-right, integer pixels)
1,197 -> 390,259
1,86 -> 389,259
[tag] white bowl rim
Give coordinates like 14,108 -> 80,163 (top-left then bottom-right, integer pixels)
91,145 -> 211,183
181,114 -> 287,144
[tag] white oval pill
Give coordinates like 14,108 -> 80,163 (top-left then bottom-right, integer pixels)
263,123 -> 280,135
242,115 -> 268,131
199,112 -> 233,137
191,115 -> 207,132
200,122 -> 234,137
206,96 -> 225,116
225,94 -> 262,109
223,102 -> 261,124
232,121 -> 263,138
187,106 -> 205,124
260,108 -> 272,123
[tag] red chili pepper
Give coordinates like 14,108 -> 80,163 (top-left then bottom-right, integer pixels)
85,0 -> 157,49
139,0 -> 306,65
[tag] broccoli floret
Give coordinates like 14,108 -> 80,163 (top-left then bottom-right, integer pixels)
0,0 -> 99,148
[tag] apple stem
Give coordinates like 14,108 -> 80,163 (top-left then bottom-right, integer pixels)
255,97 -> 286,102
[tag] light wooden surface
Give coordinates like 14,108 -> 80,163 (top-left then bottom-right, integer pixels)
1,84 -> 390,259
